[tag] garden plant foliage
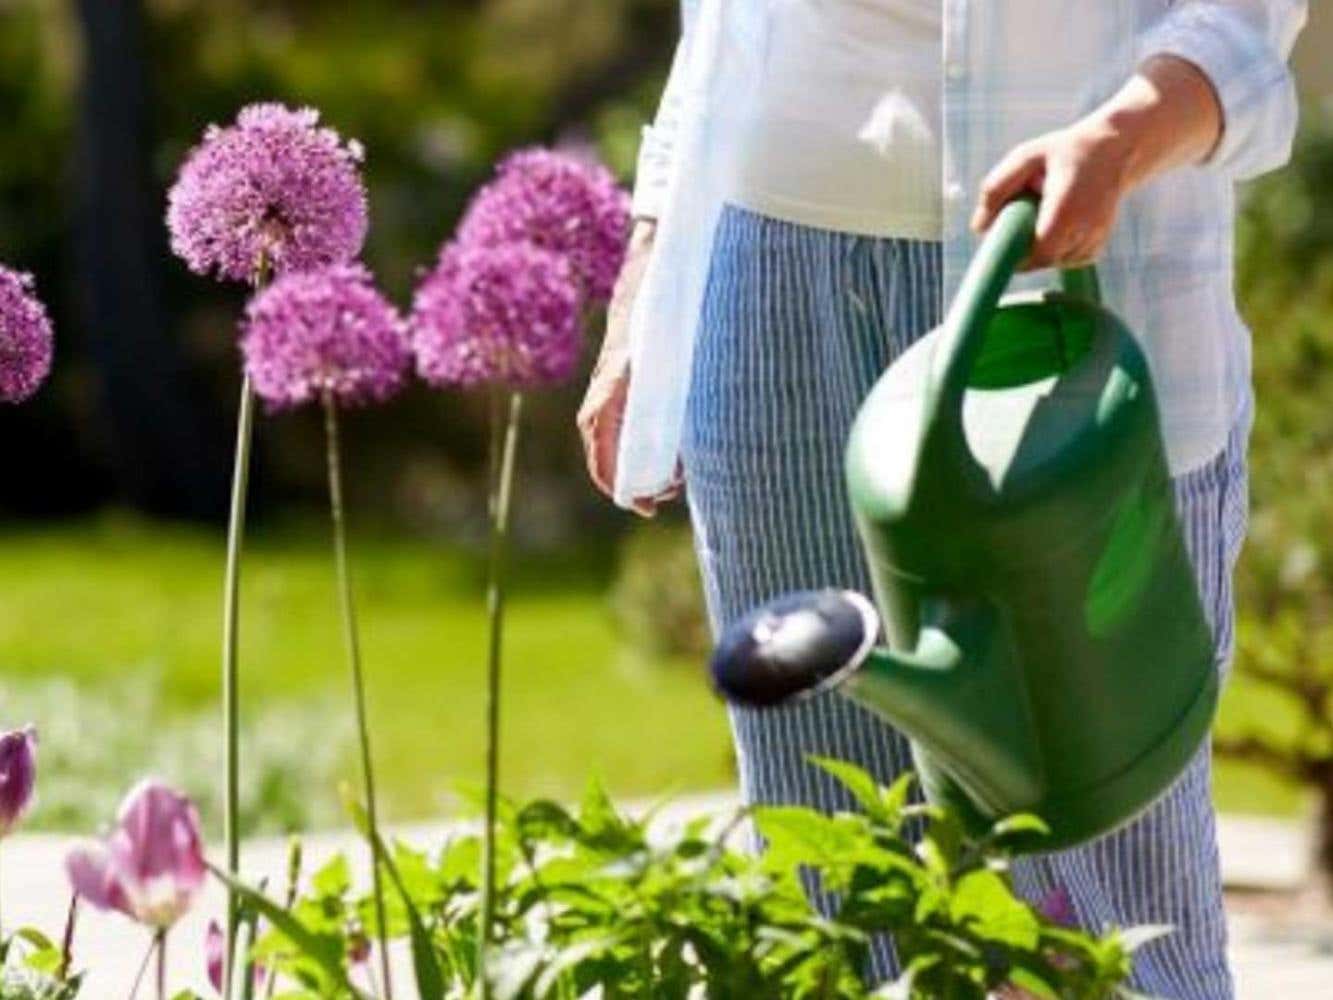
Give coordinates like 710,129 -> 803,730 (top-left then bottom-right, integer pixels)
129,761 -> 1144,1000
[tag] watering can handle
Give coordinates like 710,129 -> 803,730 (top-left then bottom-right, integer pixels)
926,194 -> 1100,423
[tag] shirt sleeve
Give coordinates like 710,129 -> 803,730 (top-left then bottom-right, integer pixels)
630,0 -> 700,219
1136,0 -> 1308,181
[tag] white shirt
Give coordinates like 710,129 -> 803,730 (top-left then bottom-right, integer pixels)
730,0 -> 943,239
614,0 -> 1307,509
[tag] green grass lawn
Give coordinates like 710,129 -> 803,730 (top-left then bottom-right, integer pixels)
0,515 -> 1306,829
0,514 -> 734,826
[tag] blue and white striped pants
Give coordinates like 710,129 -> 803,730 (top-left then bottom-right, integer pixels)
682,206 -> 1251,998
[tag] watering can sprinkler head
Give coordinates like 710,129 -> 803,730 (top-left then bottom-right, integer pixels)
709,590 -> 880,708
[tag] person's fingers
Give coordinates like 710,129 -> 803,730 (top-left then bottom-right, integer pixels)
1027,158 -> 1083,269
972,140 -> 1047,233
587,376 -> 629,497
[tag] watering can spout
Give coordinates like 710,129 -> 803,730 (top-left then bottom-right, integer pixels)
710,590 -> 1044,821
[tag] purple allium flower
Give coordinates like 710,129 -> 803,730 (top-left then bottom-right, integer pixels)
0,725 -> 37,837
66,780 -> 206,929
167,103 -> 368,284
411,242 -> 582,389
455,147 -> 630,305
0,268 -> 54,404
241,263 -> 410,410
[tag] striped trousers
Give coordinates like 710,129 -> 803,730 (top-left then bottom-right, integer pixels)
682,206 -> 1251,998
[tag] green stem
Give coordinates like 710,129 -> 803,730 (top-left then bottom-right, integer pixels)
223,256 -> 269,997
222,374 -> 256,999
323,396 -> 393,1000
59,893 -> 77,981
127,934 -> 155,1000
155,930 -> 166,1000
478,390 -> 523,998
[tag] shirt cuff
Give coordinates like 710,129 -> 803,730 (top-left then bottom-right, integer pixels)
1136,4 -> 1297,179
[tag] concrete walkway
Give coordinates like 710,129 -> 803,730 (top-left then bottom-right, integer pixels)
5,800 -> 1330,998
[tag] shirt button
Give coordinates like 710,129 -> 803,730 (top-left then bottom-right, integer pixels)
945,181 -> 966,202
946,61 -> 965,81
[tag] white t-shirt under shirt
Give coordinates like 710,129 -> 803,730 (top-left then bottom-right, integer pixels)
730,0 -> 943,240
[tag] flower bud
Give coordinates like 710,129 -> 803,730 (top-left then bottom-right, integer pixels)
0,725 -> 37,837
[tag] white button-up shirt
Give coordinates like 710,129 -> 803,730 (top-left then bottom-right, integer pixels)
613,0 -> 1307,509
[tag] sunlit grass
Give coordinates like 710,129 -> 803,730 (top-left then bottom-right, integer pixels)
0,514 -> 734,825
0,515 -> 1304,827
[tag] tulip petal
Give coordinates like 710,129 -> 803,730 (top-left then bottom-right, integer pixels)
0,725 -> 37,837
66,842 -> 130,916
206,920 -> 224,993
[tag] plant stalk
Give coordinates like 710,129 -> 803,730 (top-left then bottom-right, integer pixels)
127,934 -> 155,1000
323,395 -> 393,999
156,930 -> 166,1000
59,893 -> 77,981
222,256 -> 269,996
478,390 -> 524,998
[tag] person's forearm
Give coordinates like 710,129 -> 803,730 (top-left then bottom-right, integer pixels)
1086,54 -> 1224,190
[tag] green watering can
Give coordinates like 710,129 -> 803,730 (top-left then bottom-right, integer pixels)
710,196 -> 1217,851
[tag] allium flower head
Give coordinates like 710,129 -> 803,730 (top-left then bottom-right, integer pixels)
412,242 -> 582,389
167,102 -> 368,284
66,780 -> 206,929
456,147 -> 630,304
0,268 -> 54,404
0,725 -> 37,837
242,263 -> 410,410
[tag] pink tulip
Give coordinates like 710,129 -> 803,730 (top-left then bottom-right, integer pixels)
66,780 -> 206,928
0,725 -> 37,837
206,919 -> 224,993
207,918 -> 265,994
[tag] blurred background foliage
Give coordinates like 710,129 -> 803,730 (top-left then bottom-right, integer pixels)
0,0 -> 1332,839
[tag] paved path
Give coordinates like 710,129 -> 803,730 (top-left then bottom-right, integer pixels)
5,799 -> 1330,997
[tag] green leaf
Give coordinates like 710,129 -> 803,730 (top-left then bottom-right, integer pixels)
948,870 -> 1041,951
1116,924 -> 1174,954
207,863 -> 354,995
808,757 -> 892,820
310,854 -> 351,898
1007,966 -> 1060,999
988,814 -> 1050,841
14,928 -> 55,952
343,796 -> 446,1000
810,759 -> 917,835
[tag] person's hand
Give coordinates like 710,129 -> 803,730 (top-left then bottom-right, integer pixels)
970,54 -> 1223,270
577,218 -> 684,517
969,116 -> 1136,270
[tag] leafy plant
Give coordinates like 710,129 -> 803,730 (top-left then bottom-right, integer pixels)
237,761 -> 1143,999
1222,103 -> 1333,894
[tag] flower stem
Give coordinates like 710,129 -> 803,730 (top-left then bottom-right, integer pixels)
128,934 -> 155,1000
322,395 -> 392,1000
223,256 -> 269,996
155,930 -> 166,1000
59,893 -> 77,981
478,389 -> 524,998
222,373 -> 256,998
